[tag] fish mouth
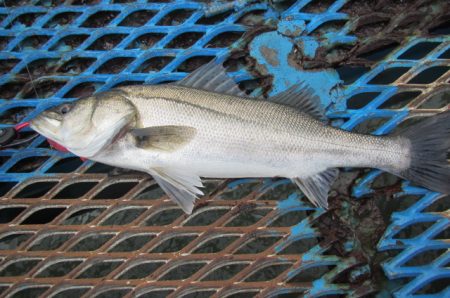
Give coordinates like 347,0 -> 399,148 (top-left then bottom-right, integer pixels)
30,114 -> 62,140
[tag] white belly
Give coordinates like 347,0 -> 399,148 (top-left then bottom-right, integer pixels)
93,134 -> 327,180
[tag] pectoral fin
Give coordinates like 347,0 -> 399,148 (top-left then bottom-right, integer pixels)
131,125 -> 196,152
292,168 -> 339,209
149,168 -> 204,214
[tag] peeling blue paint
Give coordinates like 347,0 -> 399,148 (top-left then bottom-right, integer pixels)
249,31 -> 345,112
350,264 -> 371,282
260,178 -> 291,192
308,278 -> 344,297
298,38 -> 320,59
343,240 -> 355,253
226,178 -> 260,189
322,32 -> 358,48
278,19 -> 306,37
277,193 -> 301,210
290,219 -> 318,241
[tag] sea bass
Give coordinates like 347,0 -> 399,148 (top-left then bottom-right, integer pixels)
30,61 -> 450,213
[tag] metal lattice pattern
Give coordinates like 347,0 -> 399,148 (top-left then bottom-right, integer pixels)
341,35 -> 450,297
0,0 -> 449,297
254,2 -> 450,295
299,2 -> 450,296
0,175 -> 325,297
284,3 -> 450,296
0,1 -> 351,297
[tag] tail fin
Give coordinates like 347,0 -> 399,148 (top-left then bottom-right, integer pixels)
395,110 -> 450,194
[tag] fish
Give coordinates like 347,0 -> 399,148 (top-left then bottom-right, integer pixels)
30,61 -> 450,214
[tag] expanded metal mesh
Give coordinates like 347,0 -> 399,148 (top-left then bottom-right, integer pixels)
0,0 -> 449,297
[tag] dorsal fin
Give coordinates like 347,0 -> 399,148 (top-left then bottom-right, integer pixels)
269,82 -> 326,122
175,60 -> 246,97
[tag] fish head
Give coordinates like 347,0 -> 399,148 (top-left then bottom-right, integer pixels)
30,89 -> 137,157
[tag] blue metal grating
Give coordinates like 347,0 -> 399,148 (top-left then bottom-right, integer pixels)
0,0 -> 449,297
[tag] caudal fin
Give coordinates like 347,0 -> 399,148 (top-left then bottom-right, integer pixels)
395,110 -> 450,194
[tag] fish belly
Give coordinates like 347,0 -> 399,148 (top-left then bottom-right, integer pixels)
154,122 -> 408,179
143,119 -> 330,179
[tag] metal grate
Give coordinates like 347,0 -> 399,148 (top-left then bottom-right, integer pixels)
0,0 -> 449,297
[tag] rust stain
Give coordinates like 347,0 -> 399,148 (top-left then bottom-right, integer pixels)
260,45 -> 280,67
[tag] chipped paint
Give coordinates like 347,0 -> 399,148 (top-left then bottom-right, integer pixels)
249,31 -> 345,112
296,37 -> 320,59
277,193 -> 304,210
289,218 -> 318,240
260,45 -> 280,66
278,19 -> 306,37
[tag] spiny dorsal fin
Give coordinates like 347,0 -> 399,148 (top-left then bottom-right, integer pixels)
292,168 -> 339,209
131,125 -> 196,152
269,82 -> 326,122
175,60 -> 246,97
150,168 -> 204,214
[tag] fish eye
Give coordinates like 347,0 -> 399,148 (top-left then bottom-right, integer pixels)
58,104 -> 72,115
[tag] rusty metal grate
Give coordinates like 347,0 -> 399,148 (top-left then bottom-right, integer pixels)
0,0 -> 449,297
0,174 -> 329,297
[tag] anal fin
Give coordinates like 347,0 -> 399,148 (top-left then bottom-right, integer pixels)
292,168 -> 339,209
149,168 -> 204,214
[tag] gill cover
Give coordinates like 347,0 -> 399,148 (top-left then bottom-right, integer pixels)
69,90 -> 137,157
32,89 -> 137,158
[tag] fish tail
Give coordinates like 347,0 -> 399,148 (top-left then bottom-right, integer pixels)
392,110 -> 450,193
